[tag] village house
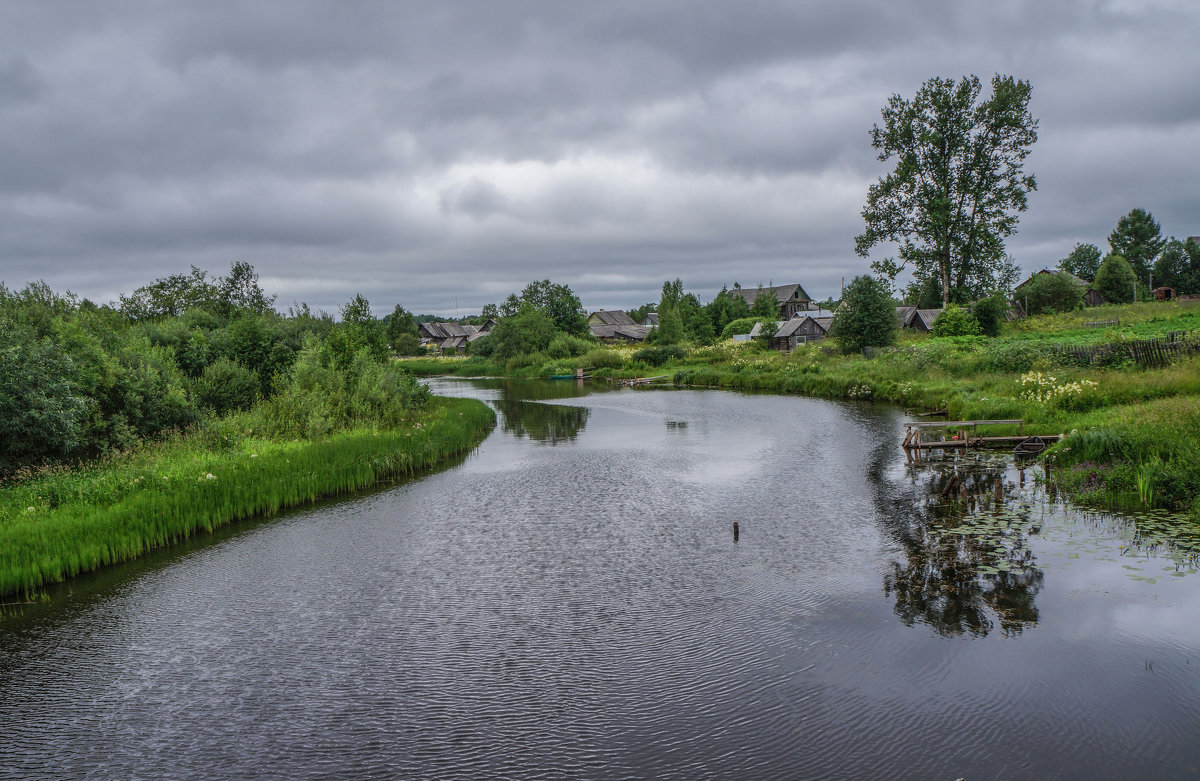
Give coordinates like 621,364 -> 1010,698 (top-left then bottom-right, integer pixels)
418,319 -> 495,352
587,310 -> 650,342
723,283 -> 814,320
771,314 -> 835,351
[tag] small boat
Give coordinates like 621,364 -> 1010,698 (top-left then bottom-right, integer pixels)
547,374 -> 577,380
1014,436 -> 1047,458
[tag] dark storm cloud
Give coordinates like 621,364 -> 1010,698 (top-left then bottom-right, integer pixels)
0,0 -> 1197,314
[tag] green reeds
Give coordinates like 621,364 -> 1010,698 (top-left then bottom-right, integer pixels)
0,397 -> 495,598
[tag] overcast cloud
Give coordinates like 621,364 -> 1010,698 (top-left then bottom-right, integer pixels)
1,0 -> 1197,315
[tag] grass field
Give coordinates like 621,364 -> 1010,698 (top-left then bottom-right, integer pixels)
0,396 -> 495,598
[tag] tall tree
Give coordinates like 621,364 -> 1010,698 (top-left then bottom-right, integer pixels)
750,290 -> 779,320
1092,254 -> 1136,304
828,275 -> 897,353
855,74 -> 1038,307
1153,238 -> 1200,295
1108,209 -> 1164,286
218,262 -> 276,315
1058,243 -> 1102,282
518,280 -> 588,336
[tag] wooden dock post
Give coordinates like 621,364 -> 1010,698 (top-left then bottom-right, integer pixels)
733,522 -> 739,542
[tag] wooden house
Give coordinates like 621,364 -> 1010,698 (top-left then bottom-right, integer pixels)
587,310 -> 650,341
641,312 -> 659,328
723,283 -> 814,319
587,309 -> 637,327
418,321 -> 482,351
772,315 -> 832,351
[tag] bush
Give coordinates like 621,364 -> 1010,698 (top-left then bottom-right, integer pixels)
547,334 -> 593,359
393,333 -> 421,356
0,327 -> 89,468
931,304 -> 981,337
1093,253 -> 1137,304
1019,272 -> 1082,314
720,317 -> 763,340
971,295 -> 1007,337
193,358 -> 259,414
633,345 -> 686,366
579,349 -> 626,369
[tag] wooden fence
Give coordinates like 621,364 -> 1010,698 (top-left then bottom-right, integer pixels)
1055,333 -> 1200,368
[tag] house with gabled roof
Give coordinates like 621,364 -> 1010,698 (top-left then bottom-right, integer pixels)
419,321 -> 485,352
587,310 -> 650,341
723,283 -> 814,319
903,308 -> 944,332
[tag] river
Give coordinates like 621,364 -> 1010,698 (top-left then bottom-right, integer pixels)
1,378 -> 1198,779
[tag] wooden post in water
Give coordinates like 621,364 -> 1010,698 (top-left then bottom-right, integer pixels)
733,522 -> 739,542
994,477 -> 1003,504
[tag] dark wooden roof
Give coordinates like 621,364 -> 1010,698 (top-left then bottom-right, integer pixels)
588,309 -> 637,326
724,283 -> 812,307
589,323 -> 650,340
776,315 -> 829,338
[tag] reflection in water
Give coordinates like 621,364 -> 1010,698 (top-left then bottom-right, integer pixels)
872,451 -> 1044,637
493,399 -> 589,444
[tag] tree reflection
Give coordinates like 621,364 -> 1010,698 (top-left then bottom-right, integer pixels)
494,399 -> 589,444
869,447 -> 1044,638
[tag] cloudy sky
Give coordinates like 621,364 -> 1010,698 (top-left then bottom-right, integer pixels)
1,1 -> 1197,316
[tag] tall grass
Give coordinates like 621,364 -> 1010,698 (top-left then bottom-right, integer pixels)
0,397 -> 495,597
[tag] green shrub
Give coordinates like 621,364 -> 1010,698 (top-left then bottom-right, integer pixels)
931,304 -> 981,337
392,333 -> 421,356
720,317 -> 763,340
633,345 -> 686,366
579,349 -> 626,369
547,334 -> 593,359
970,295 -> 1007,337
193,358 -> 260,414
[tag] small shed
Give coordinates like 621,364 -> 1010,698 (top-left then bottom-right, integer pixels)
772,315 -> 830,351
1152,286 -> 1177,301
903,308 -> 944,332
1082,288 -> 1107,307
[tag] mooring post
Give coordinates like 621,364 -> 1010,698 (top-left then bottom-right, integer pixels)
994,477 -> 1003,504
733,522 -> 739,542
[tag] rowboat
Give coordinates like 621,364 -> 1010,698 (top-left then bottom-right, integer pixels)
1013,436 -> 1047,458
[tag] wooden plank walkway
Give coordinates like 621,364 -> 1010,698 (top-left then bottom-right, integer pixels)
902,419 -> 1059,455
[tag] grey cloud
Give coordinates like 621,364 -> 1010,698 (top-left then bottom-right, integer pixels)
0,0 -> 1197,314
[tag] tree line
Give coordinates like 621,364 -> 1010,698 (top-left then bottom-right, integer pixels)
1,264 -> 428,472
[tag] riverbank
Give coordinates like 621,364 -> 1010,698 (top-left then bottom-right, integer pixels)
405,300 -> 1200,519
0,396 -> 495,598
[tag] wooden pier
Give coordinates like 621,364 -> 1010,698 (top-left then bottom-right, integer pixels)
607,374 -> 671,388
902,419 -> 1060,456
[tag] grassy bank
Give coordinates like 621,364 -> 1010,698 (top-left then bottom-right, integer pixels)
0,396 -> 495,598
410,300 -> 1200,519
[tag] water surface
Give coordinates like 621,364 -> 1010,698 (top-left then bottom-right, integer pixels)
2,379 -> 1197,779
